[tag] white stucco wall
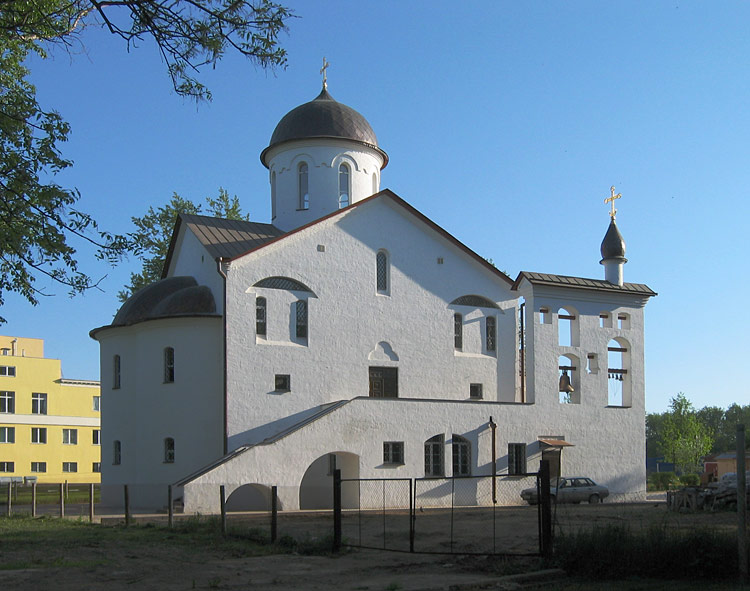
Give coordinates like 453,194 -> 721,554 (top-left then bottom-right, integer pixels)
94,317 -> 224,509
223,196 -> 518,449
264,139 -> 385,232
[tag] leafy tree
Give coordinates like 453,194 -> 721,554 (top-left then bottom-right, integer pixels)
660,393 -> 713,474
119,188 -> 248,301
1,0 -> 291,320
646,412 -> 666,458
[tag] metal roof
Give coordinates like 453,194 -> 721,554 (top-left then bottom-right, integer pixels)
179,214 -> 285,260
513,271 -> 656,297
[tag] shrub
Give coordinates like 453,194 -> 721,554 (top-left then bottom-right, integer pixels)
679,473 -> 700,487
648,471 -> 679,490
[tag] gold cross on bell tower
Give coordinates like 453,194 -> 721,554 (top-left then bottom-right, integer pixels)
320,57 -> 330,90
604,186 -> 622,219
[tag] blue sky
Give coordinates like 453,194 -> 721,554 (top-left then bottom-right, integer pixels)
3,1 -> 748,413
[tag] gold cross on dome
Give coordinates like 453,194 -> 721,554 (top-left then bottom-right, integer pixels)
320,57 -> 330,89
604,186 -> 622,219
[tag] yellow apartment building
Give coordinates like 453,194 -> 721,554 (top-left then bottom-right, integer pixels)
0,336 -> 101,483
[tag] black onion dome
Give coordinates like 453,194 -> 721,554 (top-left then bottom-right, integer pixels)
600,219 -> 627,262
261,87 -> 388,168
112,277 -> 217,327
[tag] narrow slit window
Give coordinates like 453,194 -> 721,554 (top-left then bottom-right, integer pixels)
256,296 -> 267,336
295,300 -> 308,339
486,316 -> 496,352
376,251 -> 388,292
454,313 -> 463,350
164,437 -> 175,463
298,162 -> 309,209
113,355 -> 121,389
113,440 -> 121,465
164,347 -> 175,383
338,163 -> 350,208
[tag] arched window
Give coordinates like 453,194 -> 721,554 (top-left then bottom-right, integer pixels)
424,434 -> 444,477
372,172 -> 377,195
295,300 -> 308,339
557,307 -> 578,346
376,250 -> 388,293
113,355 -> 121,389
608,338 -> 631,407
256,296 -> 267,336
113,440 -> 121,465
338,163 -> 350,208
271,171 -> 277,219
485,317 -> 496,352
298,162 -> 309,209
163,347 -> 174,383
452,435 -> 471,476
454,313 -> 463,350
164,437 -> 175,463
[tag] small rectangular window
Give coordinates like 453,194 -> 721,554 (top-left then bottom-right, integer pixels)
0,461 -> 15,472
0,391 -> 15,413
508,443 -> 527,475
164,347 -> 175,383
62,462 -> 78,473
0,426 -> 15,443
113,440 -> 122,465
31,427 -> 47,444
93,462 -> 101,473
274,374 -> 291,392
383,441 -> 405,464
62,428 -> 78,445
256,297 -> 267,336
93,396 -> 101,412
32,392 -> 47,415
93,430 -> 101,445
31,461 -> 46,473
0,366 -> 16,377
469,383 -> 483,399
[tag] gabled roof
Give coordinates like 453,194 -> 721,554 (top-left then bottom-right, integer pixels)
163,215 -> 284,278
165,190 -> 514,286
512,271 -> 656,297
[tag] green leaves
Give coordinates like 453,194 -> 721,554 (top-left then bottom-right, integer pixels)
0,0 -> 291,320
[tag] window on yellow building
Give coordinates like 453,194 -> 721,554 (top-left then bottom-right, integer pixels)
32,393 -> 47,415
93,462 -> 101,473
0,461 -> 15,472
0,366 -> 15,376
31,427 -> 46,444
62,429 -> 78,445
93,430 -> 101,445
0,391 -> 14,413
0,426 -> 14,443
62,462 -> 77,473
31,462 -> 46,473
93,396 -> 101,412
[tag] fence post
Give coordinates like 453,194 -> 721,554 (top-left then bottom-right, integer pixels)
6,482 -> 11,516
539,460 -> 552,559
123,484 -> 131,526
332,469 -> 342,553
31,482 -> 37,518
59,482 -> 65,518
409,479 -> 415,553
220,485 -> 227,537
271,486 -> 278,543
168,484 -> 174,529
89,483 -> 95,522
738,424 -> 747,583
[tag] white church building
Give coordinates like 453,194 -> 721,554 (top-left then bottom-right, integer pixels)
91,83 -> 656,513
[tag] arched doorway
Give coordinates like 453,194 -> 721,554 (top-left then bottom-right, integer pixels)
299,451 -> 359,509
225,483 -> 279,512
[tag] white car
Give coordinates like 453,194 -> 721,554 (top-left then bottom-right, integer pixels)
520,477 -> 609,505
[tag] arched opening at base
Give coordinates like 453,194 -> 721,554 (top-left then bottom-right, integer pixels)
299,451 -> 359,510
225,483 -> 280,512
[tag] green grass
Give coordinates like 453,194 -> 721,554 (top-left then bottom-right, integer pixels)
1,484 -> 100,505
552,523 -> 748,582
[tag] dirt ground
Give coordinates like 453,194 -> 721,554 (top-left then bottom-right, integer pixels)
1,499 -> 744,591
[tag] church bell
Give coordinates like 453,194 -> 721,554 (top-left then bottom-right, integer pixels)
559,370 -> 574,393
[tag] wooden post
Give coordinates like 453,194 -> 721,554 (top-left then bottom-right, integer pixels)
6,482 -> 11,516
332,469 -> 342,553
539,460 -> 552,560
59,482 -> 65,518
490,416 -> 497,504
31,482 -> 37,518
738,424 -> 747,583
168,485 -> 174,529
220,485 -> 227,537
124,484 -> 131,527
89,483 -> 95,522
270,486 -> 278,543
